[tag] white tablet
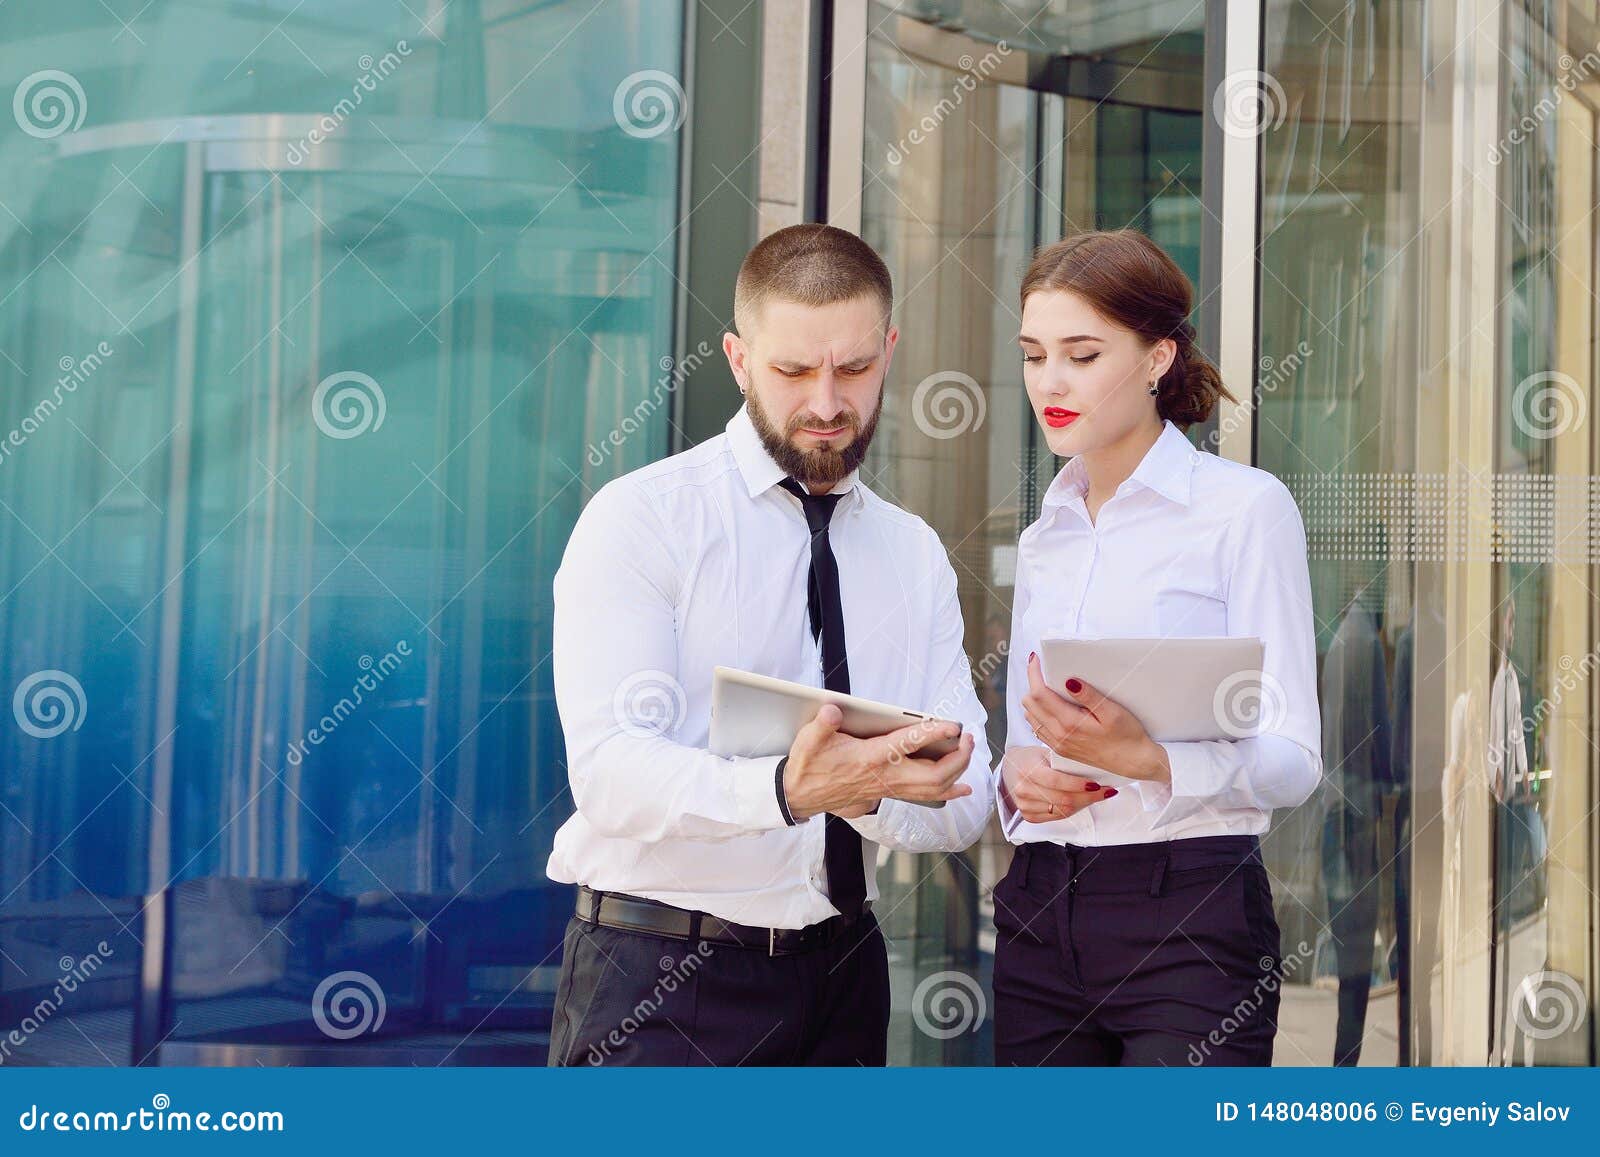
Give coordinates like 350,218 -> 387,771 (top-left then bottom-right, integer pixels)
1036,636 -> 1266,786
708,667 -> 962,808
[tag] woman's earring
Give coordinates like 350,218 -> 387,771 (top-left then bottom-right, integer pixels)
1147,379 -> 1159,396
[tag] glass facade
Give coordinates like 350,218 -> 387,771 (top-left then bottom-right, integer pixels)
2,0 -> 1596,1068
1,0 -> 684,1063
852,0 -> 1596,1066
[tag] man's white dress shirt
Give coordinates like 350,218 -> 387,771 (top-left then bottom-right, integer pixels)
546,405 -> 994,928
1001,420 -> 1321,843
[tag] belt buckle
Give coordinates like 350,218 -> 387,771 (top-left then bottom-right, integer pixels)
768,926 -> 778,957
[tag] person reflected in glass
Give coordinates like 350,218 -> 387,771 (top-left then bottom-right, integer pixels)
1318,579 -> 1393,1065
993,231 -> 1322,1066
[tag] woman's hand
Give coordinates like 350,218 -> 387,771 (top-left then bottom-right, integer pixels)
1020,652 -> 1172,784
999,745 -> 1116,823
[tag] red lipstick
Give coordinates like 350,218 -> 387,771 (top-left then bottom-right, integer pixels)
1042,406 -> 1079,429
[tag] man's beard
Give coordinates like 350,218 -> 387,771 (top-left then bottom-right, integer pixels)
746,388 -> 882,488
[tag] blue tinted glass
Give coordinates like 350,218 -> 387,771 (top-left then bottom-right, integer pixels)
0,0 -> 682,1063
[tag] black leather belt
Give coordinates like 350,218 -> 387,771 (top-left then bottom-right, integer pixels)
575,885 -> 871,957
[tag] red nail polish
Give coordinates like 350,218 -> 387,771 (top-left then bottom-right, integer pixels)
1085,782 -> 1101,791
1104,788 -> 1119,798
1029,651 -> 1037,663
1065,678 -> 1082,694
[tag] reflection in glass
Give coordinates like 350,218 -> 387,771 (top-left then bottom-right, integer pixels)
1256,0 -> 1422,1065
0,0 -> 682,1064
860,0 -> 1204,1063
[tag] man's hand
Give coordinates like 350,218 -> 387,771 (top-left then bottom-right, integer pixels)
999,745 -> 1116,824
782,704 -> 976,822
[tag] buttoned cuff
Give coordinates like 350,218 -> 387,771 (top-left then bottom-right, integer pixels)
1130,742 -> 1215,827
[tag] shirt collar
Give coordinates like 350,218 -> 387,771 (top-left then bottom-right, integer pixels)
1042,419 -> 1198,511
726,403 -> 864,507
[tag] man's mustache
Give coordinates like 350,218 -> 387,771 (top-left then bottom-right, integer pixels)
786,414 -> 860,436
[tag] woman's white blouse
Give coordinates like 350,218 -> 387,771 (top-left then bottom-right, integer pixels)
1002,420 -> 1322,844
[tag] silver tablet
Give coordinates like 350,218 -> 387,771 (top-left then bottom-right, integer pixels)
708,667 -> 962,807
1036,636 -> 1266,786
1037,636 -> 1266,741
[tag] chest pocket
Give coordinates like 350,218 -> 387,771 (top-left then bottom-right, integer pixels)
1152,568 -> 1228,637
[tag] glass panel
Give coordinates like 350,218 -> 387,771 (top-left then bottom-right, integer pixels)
1490,0 -> 1594,1068
1256,0 -> 1424,1066
0,0 -> 682,1063
1258,0 -> 1597,1067
860,0 -> 1206,1064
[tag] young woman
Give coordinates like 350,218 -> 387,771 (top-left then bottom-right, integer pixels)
993,230 -> 1321,1066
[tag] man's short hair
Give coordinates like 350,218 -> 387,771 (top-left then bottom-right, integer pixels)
733,223 -> 893,336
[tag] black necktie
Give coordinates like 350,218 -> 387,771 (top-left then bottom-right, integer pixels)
777,476 -> 867,920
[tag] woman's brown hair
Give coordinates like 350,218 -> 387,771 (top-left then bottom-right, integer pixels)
1019,229 -> 1234,428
